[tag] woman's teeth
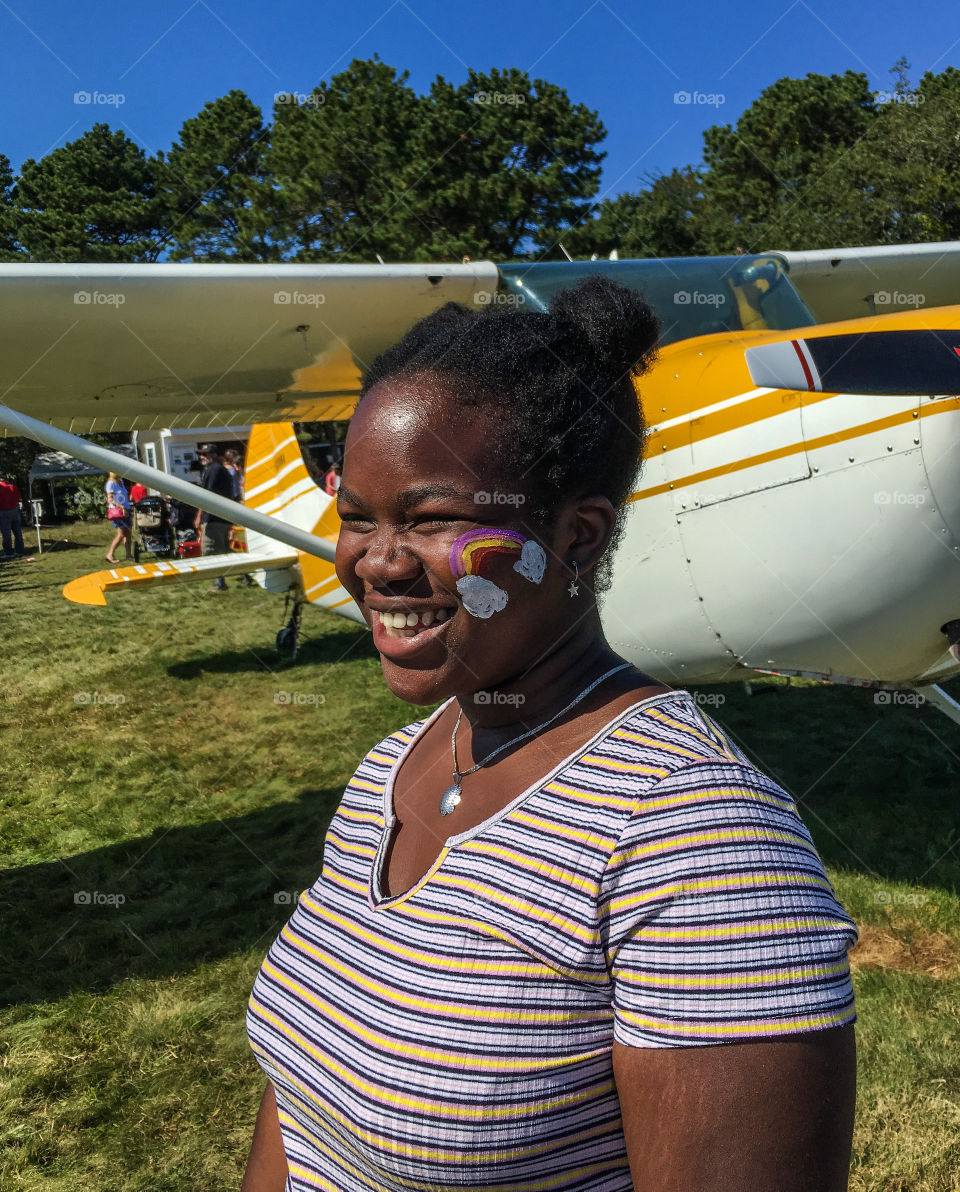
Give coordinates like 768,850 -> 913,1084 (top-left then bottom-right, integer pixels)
376,608 -> 453,636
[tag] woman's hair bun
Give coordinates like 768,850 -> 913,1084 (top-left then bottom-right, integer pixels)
547,274 -> 661,378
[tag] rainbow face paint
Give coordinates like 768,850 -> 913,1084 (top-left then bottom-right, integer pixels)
449,527 -> 546,618
449,528 -> 526,580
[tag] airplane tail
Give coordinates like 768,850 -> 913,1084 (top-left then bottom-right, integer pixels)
243,423 -> 362,621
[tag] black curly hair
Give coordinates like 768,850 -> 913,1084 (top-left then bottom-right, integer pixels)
359,275 -> 661,590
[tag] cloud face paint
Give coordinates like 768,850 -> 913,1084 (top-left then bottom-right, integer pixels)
450,527 -> 546,618
513,539 -> 547,584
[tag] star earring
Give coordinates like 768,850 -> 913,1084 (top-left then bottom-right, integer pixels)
568,559 -> 580,598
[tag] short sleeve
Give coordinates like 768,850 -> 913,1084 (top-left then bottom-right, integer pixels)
600,758 -> 858,1048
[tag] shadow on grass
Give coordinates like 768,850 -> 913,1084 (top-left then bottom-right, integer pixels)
0,785 -> 343,1008
166,623 -> 378,678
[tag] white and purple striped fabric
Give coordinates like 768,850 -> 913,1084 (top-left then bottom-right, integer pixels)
247,690 -> 858,1191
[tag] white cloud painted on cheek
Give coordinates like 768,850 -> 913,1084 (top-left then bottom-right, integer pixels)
456,575 -> 509,618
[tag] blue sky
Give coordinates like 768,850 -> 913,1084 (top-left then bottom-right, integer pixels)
1,0 -> 956,204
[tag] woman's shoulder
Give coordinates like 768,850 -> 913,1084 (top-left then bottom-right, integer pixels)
595,689 -> 753,776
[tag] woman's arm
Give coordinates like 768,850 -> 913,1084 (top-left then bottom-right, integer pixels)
613,1024 -> 856,1191
240,1082 -> 289,1192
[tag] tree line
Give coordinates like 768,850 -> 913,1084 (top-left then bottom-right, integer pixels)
1,57 -> 958,268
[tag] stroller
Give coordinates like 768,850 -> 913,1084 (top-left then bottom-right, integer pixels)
168,498 -> 202,558
132,496 -> 175,562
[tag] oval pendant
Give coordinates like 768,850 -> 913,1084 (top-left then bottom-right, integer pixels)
439,785 -> 462,816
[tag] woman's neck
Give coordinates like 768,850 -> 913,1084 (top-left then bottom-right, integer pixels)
456,620 -> 625,735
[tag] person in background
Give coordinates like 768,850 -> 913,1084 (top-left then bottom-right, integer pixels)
323,460 -> 341,496
223,448 -> 244,500
129,481 -> 148,505
0,470 -> 25,558
104,472 -> 132,564
194,443 -> 236,592
224,447 -> 255,586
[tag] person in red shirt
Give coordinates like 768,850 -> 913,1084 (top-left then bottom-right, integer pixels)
0,472 -> 25,558
129,482 -> 148,504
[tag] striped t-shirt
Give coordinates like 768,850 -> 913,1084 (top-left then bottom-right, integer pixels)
247,690 -> 858,1191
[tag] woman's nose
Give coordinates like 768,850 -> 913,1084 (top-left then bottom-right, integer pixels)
353,532 -> 421,585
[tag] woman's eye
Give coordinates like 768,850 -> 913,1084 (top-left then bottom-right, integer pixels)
414,515 -> 461,528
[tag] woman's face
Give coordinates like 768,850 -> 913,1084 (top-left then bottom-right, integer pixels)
335,375 -> 580,705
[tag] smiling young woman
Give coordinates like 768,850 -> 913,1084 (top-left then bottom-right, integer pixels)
242,277 -> 858,1192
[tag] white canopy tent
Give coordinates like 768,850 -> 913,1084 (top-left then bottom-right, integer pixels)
28,443 -> 138,516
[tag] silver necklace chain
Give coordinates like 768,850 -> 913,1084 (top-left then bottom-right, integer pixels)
439,661 -> 633,815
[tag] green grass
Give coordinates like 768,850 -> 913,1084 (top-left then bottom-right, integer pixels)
1,522 -> 959,1190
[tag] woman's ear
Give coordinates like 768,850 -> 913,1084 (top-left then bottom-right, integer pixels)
558,496 -> 617,575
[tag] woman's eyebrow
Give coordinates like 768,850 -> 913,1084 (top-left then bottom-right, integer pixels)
337,483 -> 479,511
397,484 -> 478,511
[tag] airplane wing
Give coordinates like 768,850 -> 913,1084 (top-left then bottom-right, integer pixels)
0,261 -> 498,434
63,547 -> 298,606
772,241 -> 960,324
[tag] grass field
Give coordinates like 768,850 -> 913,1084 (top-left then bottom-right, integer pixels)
1,520 -> 959,1191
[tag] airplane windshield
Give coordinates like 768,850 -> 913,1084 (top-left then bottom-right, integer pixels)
497,255 -> 815,346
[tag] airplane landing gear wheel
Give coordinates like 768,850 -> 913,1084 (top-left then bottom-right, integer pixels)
277,596 -> 305,662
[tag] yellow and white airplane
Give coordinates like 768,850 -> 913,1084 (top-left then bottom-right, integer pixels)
2,247 -> 959,720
